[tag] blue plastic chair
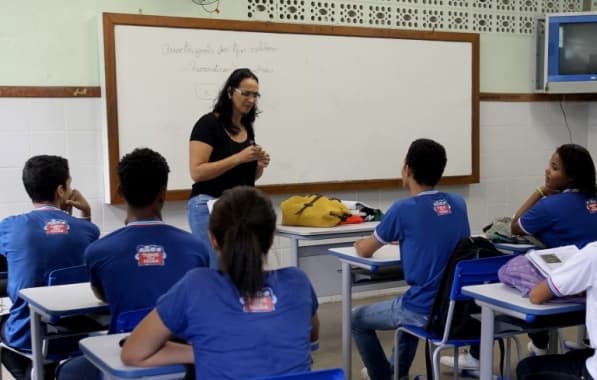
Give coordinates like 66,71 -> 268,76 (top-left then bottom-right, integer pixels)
252,368 -> 345,380
115,306 -> 153,333
395,256 -> 520,380
47,265 -> 89,286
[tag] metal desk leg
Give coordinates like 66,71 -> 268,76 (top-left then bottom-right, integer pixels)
29,306 -> 44,380
289,238 -> 299,267
548,329 -> 559,354
342,261 -> 353,380
479,305 -> 495,380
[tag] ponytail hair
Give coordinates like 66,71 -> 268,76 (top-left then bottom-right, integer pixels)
209,186 -> 276,298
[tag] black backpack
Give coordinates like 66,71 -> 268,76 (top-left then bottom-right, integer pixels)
425,236 -> 505,339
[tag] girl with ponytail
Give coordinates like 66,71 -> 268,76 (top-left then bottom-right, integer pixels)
122,186 -> 320,380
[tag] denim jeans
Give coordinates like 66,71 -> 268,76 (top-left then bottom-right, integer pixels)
55,356 -> 100,380
352,296 -> 428,380
187,194 -> 218,269
516,348 -> 595,380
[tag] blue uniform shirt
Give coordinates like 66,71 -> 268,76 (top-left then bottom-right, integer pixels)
374,190 -> 470,315
519,190 -> 597,248
0,206 -> 99,350
85,221 -> 209,332
157,267 -> 318,380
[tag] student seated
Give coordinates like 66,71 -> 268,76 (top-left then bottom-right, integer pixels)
56,148 -> 209,380
0,155 -> 99,380
517,241 -> 597,380
441,143 -> 597,371
351,139 -> 471,380
121,186 -> 320,380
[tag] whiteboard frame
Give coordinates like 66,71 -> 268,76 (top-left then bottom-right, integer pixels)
102,12 -> 479,203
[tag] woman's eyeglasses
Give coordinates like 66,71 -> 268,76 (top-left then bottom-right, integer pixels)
235,88 -> 261,99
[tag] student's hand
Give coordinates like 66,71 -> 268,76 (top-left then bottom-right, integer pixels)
65,189 -> 91,220
257,149 -> 270,169
237,145 -> 262,164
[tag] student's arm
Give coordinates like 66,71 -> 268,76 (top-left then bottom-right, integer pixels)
354,235 -> 383,258
511,186 -> 559,235
189,141 -> 263,183
64,189 -> 91,220
528,280 -> 554,304
310,313 -> 320,342
121,309 -> 194,367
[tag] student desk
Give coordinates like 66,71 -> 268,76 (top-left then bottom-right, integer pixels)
276,222 -> 379,267
80,333 -> 187,379
328,245 -> 401,380
19,283 -> 109,380
462,283 -> 585,380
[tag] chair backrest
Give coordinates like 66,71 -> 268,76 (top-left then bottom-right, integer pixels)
252,368 -> 345,380
47,265 -> 89,286
115,307 -> 153,333
449,255 -> 514,301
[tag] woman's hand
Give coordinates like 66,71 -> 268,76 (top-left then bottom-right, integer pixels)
257,149 -> 270,169
237,145 -> 263,164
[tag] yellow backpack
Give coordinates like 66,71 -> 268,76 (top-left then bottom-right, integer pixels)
280,194 -> 352,227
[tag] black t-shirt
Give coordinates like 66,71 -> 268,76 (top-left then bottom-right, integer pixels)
189,113 -> 257,198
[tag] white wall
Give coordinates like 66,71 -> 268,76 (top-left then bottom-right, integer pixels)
1,98 -> 595,269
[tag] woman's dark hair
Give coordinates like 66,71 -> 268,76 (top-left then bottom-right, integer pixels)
209,186 -> 276,298
404,138 -> 447,186
212,68 -> 259,135
556,143 -> 597,197
22,155 -> 69,203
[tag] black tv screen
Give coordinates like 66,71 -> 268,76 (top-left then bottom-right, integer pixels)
559,23 -> 597,75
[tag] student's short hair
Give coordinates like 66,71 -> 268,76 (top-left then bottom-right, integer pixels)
404,138 -> 447,187
118,148 -> 170,208
22,155 -> 70,203
556,143 -> 597,197
209,186 -> 276,298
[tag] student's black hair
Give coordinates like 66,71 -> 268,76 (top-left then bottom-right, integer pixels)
209,186 -> 276,298
212,68 -> 259,136
22,155 -> 70,203
556,143 -> 597,197
404,138 -> 447,187
118,148 -> 170,208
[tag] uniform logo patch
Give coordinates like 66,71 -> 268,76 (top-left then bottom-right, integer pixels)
134,245 -> 167,266
44,219 -> 70,235
433,200 -> 452,216
587,199 -> 597,214
240,287 -> 277,313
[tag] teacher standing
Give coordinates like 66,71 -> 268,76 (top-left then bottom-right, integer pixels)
187,68 -> 270,268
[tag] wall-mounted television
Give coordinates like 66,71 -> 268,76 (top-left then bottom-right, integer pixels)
536,12 -> 597,93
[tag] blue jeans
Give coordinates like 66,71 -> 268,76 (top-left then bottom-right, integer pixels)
516,348 -> 595,380
352,296 -> 427,380
187,194 -> 218,269
55,356 -> 100,380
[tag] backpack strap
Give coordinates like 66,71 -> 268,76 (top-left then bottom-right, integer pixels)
294,194 -> 323,215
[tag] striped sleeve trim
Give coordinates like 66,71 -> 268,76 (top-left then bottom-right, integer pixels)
373,230 -> 388,245
517,219 -> 531,236
547,276 -> 564,297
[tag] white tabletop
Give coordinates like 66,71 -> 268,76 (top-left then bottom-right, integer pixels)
276,222 -> 379,237
19,282 -> 108,317
80,333 -> 187,379
328,245 -> 400,270
462,283 -> 585,322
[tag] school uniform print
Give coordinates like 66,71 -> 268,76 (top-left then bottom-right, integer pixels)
374,190 -> 470,314
85,221 -> 209,332
519,190 -> 597,248
0,207 -> 99,350
157,267 -> 318,380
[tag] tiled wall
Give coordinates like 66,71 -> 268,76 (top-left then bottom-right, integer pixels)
1,98 -> 595,270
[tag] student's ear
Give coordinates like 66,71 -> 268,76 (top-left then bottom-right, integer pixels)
55,184 -> 66,201
157,187 -> 167,206
227,87 -> 233,99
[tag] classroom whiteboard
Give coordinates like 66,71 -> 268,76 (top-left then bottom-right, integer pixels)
101,13 -> 479,203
